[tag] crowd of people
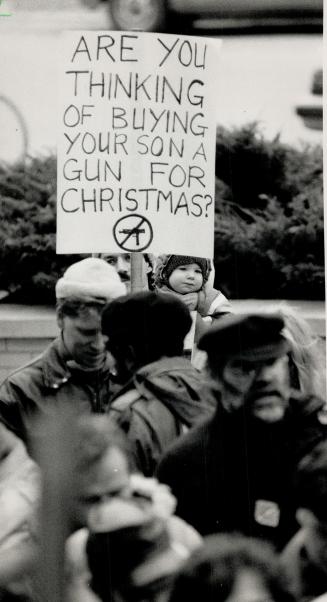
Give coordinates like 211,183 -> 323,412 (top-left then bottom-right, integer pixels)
0,254 -> 325,602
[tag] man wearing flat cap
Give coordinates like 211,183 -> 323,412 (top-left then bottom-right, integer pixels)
0,258 -> 126,448
157,313 -> 327,548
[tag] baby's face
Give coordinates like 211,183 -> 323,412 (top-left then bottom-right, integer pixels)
168,263 -> 203,294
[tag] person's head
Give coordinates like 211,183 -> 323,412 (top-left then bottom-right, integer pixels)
85,473 -> 185,602
169,533 -> 294,602
101,253 -> 131,288
72,415 -> 132,528
101,253 -> 157,291
86,500 -> 187,602
154,255 -> 210,294
86,504 -> 181,602
198,313 -> 291,422
55,257 -> 126,369
294,441 -> 327,572
102,291 -> 192,383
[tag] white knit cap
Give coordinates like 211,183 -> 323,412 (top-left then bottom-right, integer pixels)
55,257 -> 126,301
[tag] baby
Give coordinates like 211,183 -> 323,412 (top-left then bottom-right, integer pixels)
154,255 -> 231,340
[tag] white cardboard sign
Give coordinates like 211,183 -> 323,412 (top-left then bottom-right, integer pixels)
57,31 -> 222,257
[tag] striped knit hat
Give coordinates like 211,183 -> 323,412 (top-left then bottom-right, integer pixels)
154,255 -> 211,289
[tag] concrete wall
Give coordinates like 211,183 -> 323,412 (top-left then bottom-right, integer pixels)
0,301 -> 325,383
0,305 -> 58,383
0,337 -> 54,383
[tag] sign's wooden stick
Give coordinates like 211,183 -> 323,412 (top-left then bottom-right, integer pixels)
130,252 -> 144,293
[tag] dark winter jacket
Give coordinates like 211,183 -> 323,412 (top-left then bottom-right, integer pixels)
157,393 -> 327,548
0,337 -> 116,446
108,356 -> 215,477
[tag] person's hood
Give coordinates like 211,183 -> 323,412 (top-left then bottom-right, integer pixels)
131,357 -> 215,426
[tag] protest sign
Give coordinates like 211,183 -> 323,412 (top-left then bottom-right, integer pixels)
57,32 -> 222,257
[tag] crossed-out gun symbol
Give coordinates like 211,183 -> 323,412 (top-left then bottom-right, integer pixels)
119,226 -> 146,247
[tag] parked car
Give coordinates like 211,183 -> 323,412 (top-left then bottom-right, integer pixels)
81,0 -> 323,34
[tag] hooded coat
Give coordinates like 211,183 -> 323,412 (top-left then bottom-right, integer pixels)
107,356 -> 215,477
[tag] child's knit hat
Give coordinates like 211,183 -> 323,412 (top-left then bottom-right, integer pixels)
154,255 -> 211,289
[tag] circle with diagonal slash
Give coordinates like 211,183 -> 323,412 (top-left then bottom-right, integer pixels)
113,214 -> 153,252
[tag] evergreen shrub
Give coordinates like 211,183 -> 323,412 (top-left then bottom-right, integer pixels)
0,125 -> 323,302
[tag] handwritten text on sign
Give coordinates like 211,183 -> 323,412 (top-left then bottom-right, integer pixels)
57,32 -> 221,256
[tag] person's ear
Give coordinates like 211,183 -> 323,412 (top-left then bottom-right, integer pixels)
296,507 -> 316,528
125,345 -> 137,373
110,344 -> 136,380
